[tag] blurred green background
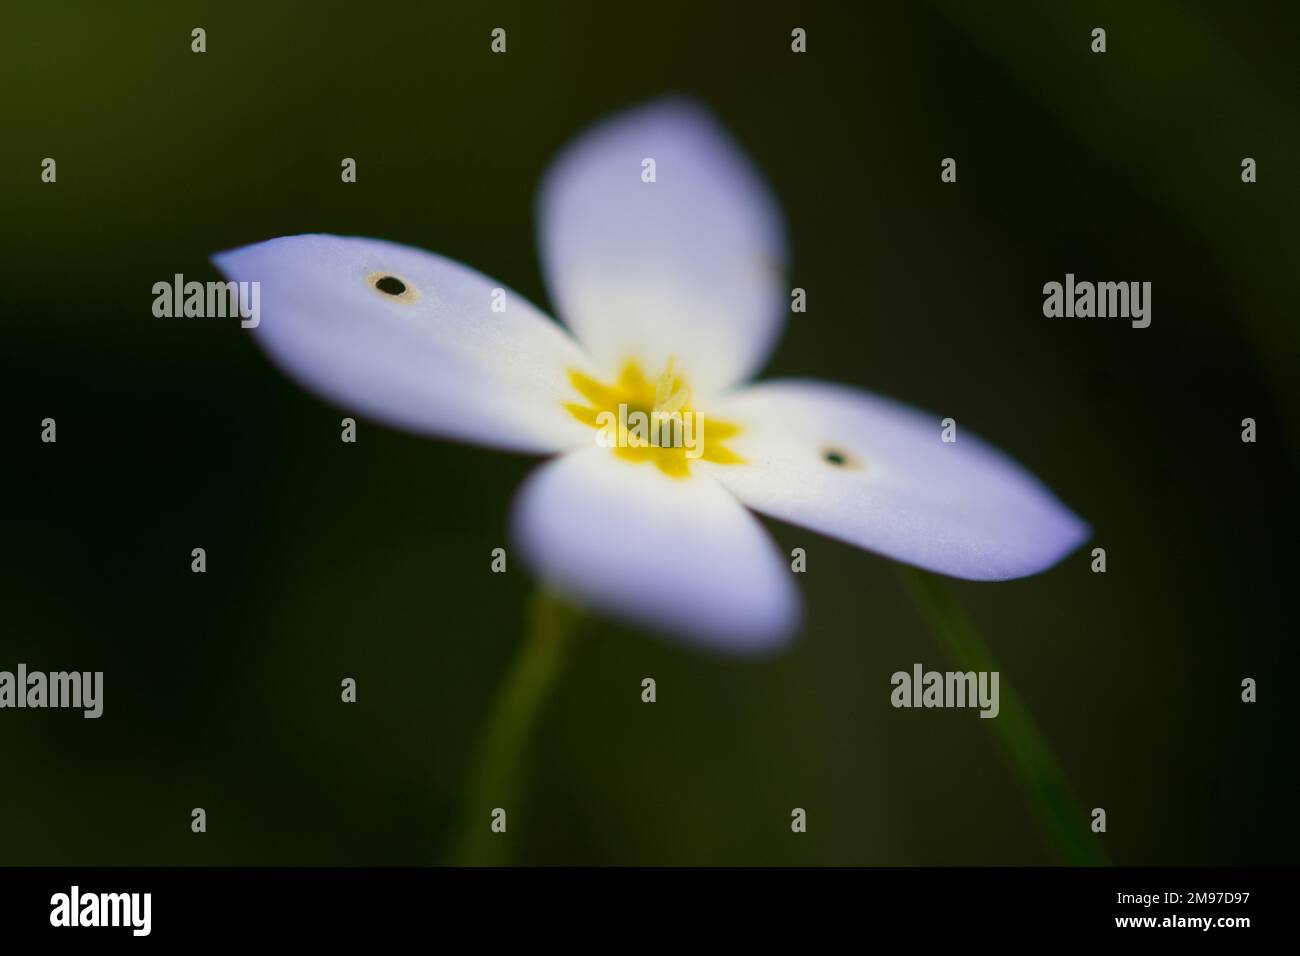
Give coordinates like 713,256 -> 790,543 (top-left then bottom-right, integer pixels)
2,0 -> 1297,865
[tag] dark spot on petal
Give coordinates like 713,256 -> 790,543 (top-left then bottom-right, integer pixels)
821,445 -> 862,470
365,270 -> 421,304
375,275 -> 406,296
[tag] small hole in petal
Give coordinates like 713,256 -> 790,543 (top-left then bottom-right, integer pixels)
821,445 -> 861,470
366,271 -> 421,303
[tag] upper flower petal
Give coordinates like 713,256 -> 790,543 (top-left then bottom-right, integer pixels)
510,449 -> 802,653
537,98 -> 789,396
701,381 -> 1090,580
212,234 -> 594,453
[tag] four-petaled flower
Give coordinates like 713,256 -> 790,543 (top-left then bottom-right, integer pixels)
213,98 -> 1088,654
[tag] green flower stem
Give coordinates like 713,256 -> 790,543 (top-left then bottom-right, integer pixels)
901,569 -> 1107,865
452,589 -> 584,866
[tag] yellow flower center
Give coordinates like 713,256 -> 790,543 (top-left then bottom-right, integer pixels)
564,357 -> 744,478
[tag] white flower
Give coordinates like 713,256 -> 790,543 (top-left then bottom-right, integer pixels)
213,98 -> 1088,654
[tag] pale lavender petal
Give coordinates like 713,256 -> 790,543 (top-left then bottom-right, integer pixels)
511,449 -> 802,653
703,381 -> 1090,580
537,98 -> 788,396
213,234 -> 595,453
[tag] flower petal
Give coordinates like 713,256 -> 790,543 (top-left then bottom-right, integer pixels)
702,381 -> 1090,580
511,449 -> 802,653
537,98 -> 788,396
212,234 -> 595,453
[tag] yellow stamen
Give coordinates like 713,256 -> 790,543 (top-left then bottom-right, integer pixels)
564,357 -> 743,478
